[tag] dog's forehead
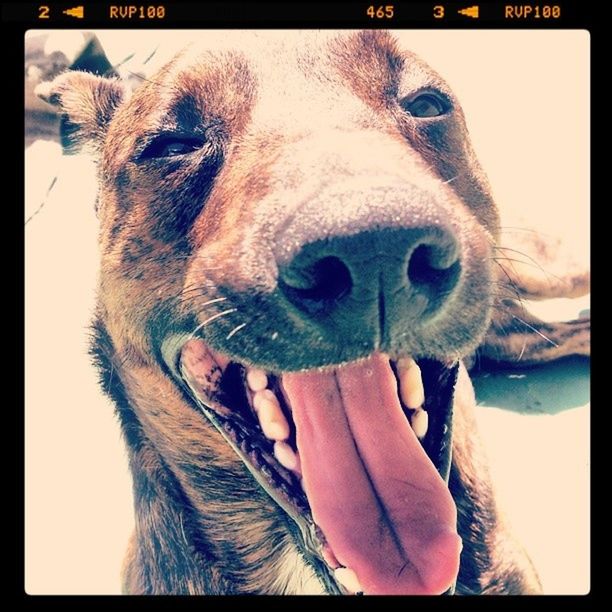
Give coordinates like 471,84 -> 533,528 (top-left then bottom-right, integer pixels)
134,31 -> 451,130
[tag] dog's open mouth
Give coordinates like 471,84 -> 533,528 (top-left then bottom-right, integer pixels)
168,337 -> 461,595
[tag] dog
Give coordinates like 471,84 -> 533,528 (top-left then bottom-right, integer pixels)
37,30 -> 589,594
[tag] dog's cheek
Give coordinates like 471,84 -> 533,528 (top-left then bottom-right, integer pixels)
414,120 -> 499,235
122,362 -> 243,469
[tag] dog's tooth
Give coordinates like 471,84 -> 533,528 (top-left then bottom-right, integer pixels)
256,393 -> 290,441
396,356 -> 414,372
246,369 -> 268,392
274,441 -> 299,471
334,567 -> 363,594
253,389 -> 276,411
397,357 -> 425,409
411,409 -> 429,439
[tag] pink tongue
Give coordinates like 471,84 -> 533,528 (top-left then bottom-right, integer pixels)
283,353 -> 461,595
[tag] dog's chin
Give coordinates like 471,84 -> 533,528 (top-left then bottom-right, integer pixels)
162,337 -> 462,595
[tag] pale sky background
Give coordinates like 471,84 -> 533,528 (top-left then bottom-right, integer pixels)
25,30 -> 590,595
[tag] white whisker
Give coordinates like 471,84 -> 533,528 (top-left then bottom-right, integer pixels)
196,296 -> 227,307
510,314 -> 558,347
226,322 -> 247,340
190,308 -> 237,337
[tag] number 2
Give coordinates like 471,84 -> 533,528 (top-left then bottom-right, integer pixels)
38,5 -> 50,19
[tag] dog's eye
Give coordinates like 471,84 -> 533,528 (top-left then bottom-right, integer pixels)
401,93 -> 448,118
140,136 -> 205,159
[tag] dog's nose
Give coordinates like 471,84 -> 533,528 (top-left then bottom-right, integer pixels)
278,227 -> 461,327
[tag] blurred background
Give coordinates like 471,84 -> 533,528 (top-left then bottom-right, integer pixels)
25,30 -> 590,594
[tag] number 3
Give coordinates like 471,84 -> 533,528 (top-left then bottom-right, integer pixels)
433,5 -> 444,18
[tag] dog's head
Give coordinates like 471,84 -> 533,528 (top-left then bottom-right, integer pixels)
40,31 -> 499,594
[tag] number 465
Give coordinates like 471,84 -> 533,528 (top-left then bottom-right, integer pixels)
367,5 -> 394,19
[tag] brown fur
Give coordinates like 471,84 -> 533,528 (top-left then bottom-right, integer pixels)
38,31 -> 588,594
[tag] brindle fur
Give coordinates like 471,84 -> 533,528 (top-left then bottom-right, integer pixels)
39,31 -> 588,594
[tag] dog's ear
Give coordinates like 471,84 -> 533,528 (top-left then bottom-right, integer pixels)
494,228 -> 589,300
35,70 -> 125,154
473,224 -> 590,367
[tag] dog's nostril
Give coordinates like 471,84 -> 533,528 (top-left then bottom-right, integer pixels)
407,244 -> 461,304
280,256 -> 352,308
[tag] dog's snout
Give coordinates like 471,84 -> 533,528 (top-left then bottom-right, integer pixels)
278,226 -> 461,328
